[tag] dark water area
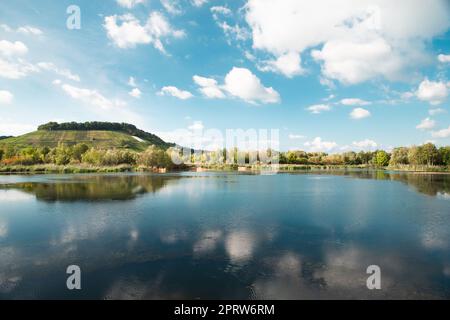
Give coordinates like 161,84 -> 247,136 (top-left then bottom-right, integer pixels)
0,171 -> 449,299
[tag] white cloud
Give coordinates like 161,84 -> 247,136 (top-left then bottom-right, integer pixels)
223,67 -> 280,104
36,62 -> 80,82
158,86 -> 193,100
129,88 -> 142,98
103,12 -> 185,52
116,0 -> 145,8
350,107 -> 371,119
340,98 -> 371,106
161,0 -> 182,15
1,24 -> 43,35
306,104 -> 330,114
60,83 -> 126,110
17,26 -> 43,35
0,58 -> 38,79
432,126 -> 450,138
304,137 -> 338,152
211,6 -> 232,16
0,40 -> 28,57
188,121 -> 204,130
0,119 -> 35,136
416,79 -> 448,105
193,67 -> 280,104
128,76 -> 137,87
352,139 -> 378,150
0,90 -> 13,104
288,134 -> 305,140
244,0 -> 450,83
191,0 -> 208,7
416,117 -> 436,130
429,108 -> 446,116
193,75 -> 226,99
438,54 -> 450,63
216,21 -> 251,42
258,52 -> 303,78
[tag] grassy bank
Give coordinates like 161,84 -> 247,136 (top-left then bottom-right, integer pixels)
0,164 -> 171,174
1,163 -> 449,174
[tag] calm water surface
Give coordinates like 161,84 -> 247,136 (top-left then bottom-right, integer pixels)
0,171 -> 449,299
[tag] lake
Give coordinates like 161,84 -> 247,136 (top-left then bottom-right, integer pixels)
0,171 -> 449,299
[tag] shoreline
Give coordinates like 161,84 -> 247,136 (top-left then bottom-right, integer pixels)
1,163 -> 449,175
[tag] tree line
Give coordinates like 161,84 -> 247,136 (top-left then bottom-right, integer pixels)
0,142 -> 449,169
279,143 -> 450,167
0,143 -> 175,169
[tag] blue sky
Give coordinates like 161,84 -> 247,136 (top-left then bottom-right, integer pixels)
1,0 -> 450,152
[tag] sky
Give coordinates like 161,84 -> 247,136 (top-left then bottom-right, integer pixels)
1,0 -> 450,152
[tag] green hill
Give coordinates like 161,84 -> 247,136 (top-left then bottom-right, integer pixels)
0,122 -> 173,151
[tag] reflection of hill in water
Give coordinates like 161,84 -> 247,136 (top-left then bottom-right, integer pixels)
305,170 -> 450,197
0,171 -> 449,201
0,175 -> 182,201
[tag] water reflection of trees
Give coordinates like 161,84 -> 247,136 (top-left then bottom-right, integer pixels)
303,170 -> 450,197
0,175 -> 181,201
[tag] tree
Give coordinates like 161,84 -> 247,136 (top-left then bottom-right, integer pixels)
408,146 -> 424,166
421,143 -> 440,166
138,146 -> 173,168
375,150 -> 390,167
389,147 -> 409,165
72,143 -> 89,162
438,146 -> 450,166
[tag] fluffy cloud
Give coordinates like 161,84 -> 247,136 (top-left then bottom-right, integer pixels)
193,75 -> 226,99
438,54 -> 450,63
129,88 -> 142,98
223,67 -> 280,104
258,52 -> 303,78
432,126 -> 450,138
0,40 -> 78,81
158,86 -> 193,100
104,12 -> 184,52
416,79 -> 448,105
0,40 -> 28,57
306,104 -> 330,114
340,98 -> 371,106
194,67 -> 280,104
350,107 -> 371,119
0,90 -> 13,104
116,0 -> 145,8
244,0 -> 450,83
352,139 -> 378,149
304,137 -> 338,152
60,83 -> 126,110
416,117 -> 436,130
